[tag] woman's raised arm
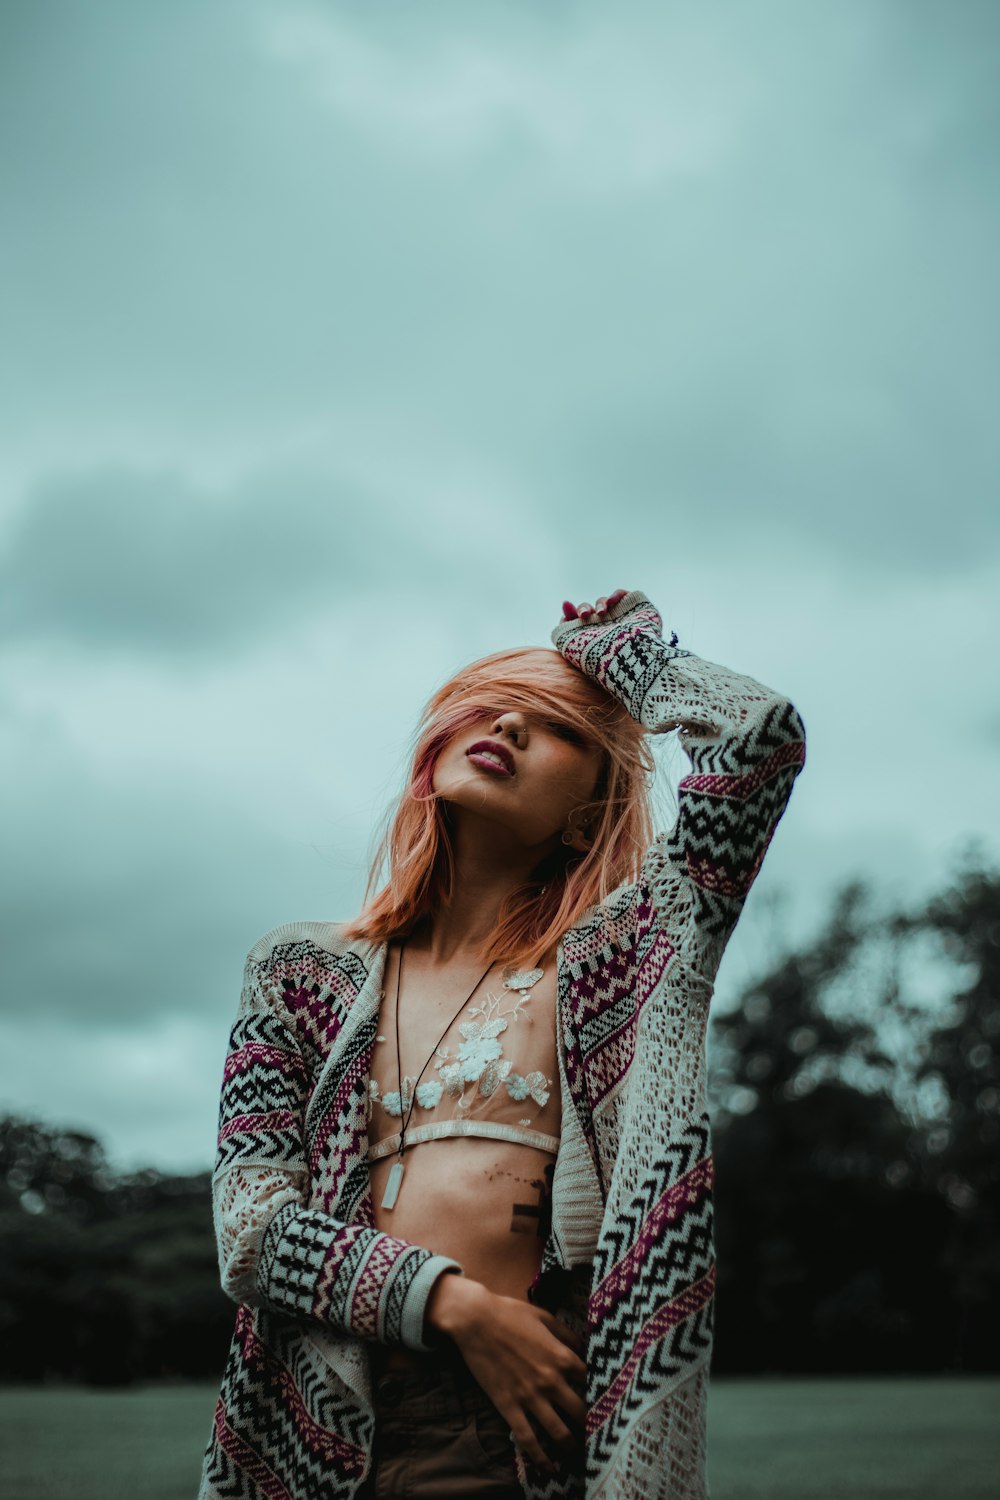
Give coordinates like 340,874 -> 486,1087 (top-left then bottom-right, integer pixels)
552,588 -> 806,986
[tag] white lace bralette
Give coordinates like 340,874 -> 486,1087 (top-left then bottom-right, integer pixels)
367,966 -> 561,1162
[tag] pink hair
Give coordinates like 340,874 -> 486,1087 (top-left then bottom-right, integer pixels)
344,647 -> 655,968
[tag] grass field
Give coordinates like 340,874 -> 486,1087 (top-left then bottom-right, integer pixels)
0,1377 -> 996,1499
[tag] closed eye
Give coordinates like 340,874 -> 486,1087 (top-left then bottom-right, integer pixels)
545,720 -> 588,747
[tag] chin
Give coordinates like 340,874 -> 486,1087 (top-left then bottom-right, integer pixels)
439,782 -> 510,820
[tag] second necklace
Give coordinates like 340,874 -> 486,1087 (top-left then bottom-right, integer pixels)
380,939 -> 495,1211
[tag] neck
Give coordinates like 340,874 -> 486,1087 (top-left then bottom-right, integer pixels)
416,811 -> 557,965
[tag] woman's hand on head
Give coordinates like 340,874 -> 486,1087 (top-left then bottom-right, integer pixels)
561,588 -> 629,623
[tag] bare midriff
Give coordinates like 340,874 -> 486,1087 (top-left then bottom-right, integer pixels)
367,945 -> 562,1373
371,1138 -> 558,1372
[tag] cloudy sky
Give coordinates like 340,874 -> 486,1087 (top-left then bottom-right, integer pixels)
2,0 -> 997,1173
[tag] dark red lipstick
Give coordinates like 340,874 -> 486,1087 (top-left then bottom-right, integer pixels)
465,739 -> 515,776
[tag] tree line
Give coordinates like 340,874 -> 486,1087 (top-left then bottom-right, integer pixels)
1,848 -> 996,1383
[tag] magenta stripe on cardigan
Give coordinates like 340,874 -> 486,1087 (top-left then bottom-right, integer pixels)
233,1306 -> 368,1474
587,1265 -> 717,1435
223,1042 -> 309,1083
589,1155 -> 714,1325
218,1109 -> 297,1144
308,1051 -> 371,1174
679,737 -> 805,800
214,1400 -> 296,1500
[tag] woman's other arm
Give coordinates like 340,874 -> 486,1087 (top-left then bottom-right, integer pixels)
212,940 -> 462,1351
553,588 -> 807,986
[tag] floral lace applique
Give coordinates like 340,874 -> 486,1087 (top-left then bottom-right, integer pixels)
504,1071 -> 550,1105
372,967 -> 553,1123
370,1075 -> 445,1119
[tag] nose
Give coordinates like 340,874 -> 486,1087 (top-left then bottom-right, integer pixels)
491,712 -> 529,748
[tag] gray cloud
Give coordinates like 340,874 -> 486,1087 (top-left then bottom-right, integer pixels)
1,0 -> 998,1172
0,464 -> 413,650
0,738 -> 370,1029
2,1 -> 997,573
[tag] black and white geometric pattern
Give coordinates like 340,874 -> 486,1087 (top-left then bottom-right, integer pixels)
198,593 -> 806,1500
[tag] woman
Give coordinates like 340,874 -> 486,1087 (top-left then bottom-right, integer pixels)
198,588 -> 806,1500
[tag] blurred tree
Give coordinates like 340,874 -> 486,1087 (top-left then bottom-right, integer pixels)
1,854 -> 997,1380
0,1116 -> 114,1221
889,846 -> 1000,1369
709,879 -> 954,1372
0,1115 -> 230,1382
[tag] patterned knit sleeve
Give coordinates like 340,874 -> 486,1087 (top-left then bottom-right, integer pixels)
552,589 -> 806,986
211,943 -> 463,1351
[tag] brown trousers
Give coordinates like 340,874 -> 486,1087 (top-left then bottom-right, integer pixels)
357,1347 -> 524,1499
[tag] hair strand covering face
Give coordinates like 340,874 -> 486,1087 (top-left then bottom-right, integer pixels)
343,648 -> 655,969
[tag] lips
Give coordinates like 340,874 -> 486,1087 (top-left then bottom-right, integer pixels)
466,739 -> 515,776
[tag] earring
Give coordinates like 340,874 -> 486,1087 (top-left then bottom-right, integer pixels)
563,815 -> 592,849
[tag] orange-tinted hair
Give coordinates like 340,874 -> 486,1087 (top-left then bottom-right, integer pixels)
343,647 -> 656,968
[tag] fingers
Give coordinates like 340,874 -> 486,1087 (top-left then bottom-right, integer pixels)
457,1299 -> 589,1477
531,1397 -> 584,1469
513,1397 -> 583,1477
546,1378 -> 587,1431
562,589 -> 629,624
537,1309 -> 586,1362
510,1414 -> 556,1474
539,1314 -> 587,1350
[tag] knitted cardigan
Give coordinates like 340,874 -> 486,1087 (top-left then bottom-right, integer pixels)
198,590 -> 806,1500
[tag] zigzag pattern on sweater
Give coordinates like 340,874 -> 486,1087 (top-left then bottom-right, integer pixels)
202,930 -> 466,1500
271,939 -> 369,1069
307,1016 -> 379,1218
574,928 -> 679,1115
201,592 -> 806,1500
584,1118 -> 715,1477
556,600 -> 693,719
215,1009 -> 310,1179
204,1304 -> 371,1499
647,694 -> 806,972
545,593 -> 805,1497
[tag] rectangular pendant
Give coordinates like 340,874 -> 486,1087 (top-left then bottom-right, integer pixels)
381,1158 -> 404,1211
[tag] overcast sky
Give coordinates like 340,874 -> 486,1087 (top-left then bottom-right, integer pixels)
2,0 -> 997,1173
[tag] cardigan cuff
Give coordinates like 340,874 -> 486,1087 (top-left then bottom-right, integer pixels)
550,589 -> 662,655
401,1256 -> 465,1352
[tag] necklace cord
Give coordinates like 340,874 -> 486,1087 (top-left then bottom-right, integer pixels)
392,940 -> 495,1161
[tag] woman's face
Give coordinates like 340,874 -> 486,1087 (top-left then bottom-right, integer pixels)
431,706 -> 604,852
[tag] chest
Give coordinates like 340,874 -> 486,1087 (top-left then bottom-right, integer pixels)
367,953 -> 561,1143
